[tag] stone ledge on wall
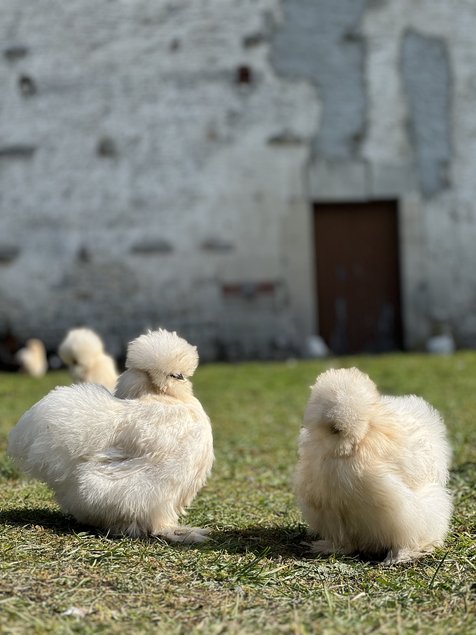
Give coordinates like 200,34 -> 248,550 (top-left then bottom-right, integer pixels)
369,162 -> 418,199
307,159 -> 368,201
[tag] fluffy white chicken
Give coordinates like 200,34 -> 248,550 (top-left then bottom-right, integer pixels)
15,338 -> 48,377
58,327 -> 118,391
295,367 -> 452,564
8,329 -> 214,543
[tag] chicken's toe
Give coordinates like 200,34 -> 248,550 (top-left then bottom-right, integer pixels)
154,526 -> 210,544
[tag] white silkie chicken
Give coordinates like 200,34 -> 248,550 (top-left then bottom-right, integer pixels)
295,367 -> 452,564
16,338 -> 48,377
58,327 -> 118,391
8,329 -> 214,543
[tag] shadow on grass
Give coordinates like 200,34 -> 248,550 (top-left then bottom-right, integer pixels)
0,507 -> 93,535
207,525 -> 311,560
1,507 -> 312,558
206,526 -> 388,564
0,510 -> 415,565
450,461 -> 476,476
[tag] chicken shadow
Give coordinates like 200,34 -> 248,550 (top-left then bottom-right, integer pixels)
205,525 -> 311,560
0,507 -> 94,536
1,508 -> 390,564
450,461 -> 476,477
1,507 -> 309,557
205,526 -> 387,563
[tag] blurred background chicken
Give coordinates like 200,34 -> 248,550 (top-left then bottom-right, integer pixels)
58,327 -> 118,391
295,367 -> 453,564
8,328 -> 214,542
15,338 -> 48,378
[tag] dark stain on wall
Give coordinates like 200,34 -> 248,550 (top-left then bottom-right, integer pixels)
401,30 -> 452,197
270,0 -> 367,159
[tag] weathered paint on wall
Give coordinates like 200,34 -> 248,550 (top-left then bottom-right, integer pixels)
402,30 -> 451,197
1,0 -> 476,357
0,0 -> 319,358
362,0 -> 476,347
271,0 -> 367,158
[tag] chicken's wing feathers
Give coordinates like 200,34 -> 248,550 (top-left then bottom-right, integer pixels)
8,382 -> 209,485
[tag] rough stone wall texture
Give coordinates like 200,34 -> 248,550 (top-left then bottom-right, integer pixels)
1,0 -> 476,358
0,0 -> 318,359
401,30 -> 451,197
271,0 -> 367,158
362,0 -> 476,347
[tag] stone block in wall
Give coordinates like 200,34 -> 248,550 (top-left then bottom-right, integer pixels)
308,159 -> 368,201
369,162 -> 418,198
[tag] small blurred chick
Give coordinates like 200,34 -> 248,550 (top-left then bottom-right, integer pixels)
15,338 -> 48,377
8,329 -> 213,542
58,327 -> 118,391
295,367 -> 452,564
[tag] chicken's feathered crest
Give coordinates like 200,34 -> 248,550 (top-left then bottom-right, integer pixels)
59,328 -> 104,365
304,367 -> 379,447
125,329 -> 198,391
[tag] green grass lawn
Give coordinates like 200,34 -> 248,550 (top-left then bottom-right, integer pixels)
0,354 -> 475,634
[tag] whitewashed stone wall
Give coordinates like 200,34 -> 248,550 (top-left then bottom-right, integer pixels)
363,0 -> 476,347
1,0 -> 476,359
0,0 -> 319,359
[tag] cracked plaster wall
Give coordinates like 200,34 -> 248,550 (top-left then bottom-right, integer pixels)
1,0 -> 476,358
0,0 -> 319,359
271,0 -> 367,159
363,0 -> 476,347
274,0 -> 476,348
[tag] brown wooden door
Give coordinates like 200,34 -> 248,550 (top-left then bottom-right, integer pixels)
314,201 -> 403,354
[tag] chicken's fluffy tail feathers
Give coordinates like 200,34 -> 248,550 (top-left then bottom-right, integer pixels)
7,383 -> 116,483
7,387 -> 66,481
304,367 -> 380,447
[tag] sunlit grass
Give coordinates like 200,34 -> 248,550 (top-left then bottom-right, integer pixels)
0,354 -> 475,633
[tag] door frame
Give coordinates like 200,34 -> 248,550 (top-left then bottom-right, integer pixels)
313,199 -> 404,354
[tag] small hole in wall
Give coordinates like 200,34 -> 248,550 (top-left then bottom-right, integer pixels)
236,65 -> 252,85
4,45 -> 29,61
96,137 -> 118,158
77,246 -> 91,263
18,75 -> 36,97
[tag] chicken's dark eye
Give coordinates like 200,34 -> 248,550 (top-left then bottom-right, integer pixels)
169,373 -> 185,381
